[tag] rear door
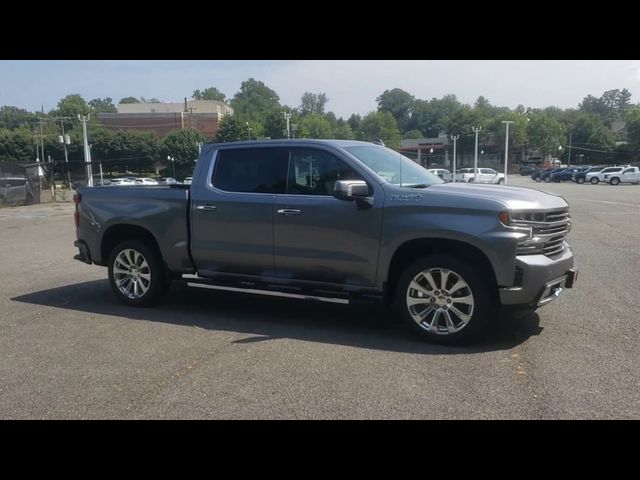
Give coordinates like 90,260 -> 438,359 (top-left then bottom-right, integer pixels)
190,147 -> 288,277
622,167 -> 639,183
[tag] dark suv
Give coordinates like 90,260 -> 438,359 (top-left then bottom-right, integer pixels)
573,166 -> 605,184
549,166 -> 590,183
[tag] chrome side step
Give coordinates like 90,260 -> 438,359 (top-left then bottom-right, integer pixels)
183,274 -> 349,304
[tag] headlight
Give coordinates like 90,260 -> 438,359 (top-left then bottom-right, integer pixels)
499,211 -> 545,254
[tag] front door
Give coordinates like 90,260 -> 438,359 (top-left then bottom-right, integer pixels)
190,147 -> 288,278
273,147 -> 383,286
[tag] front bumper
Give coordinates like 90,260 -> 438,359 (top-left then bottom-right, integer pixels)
499,246 -> 576,307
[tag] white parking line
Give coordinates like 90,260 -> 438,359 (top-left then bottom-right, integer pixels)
574,199 -> 640,208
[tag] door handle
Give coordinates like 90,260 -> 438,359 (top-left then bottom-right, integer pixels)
196,204 -> 217,211
276,208 -> 301,215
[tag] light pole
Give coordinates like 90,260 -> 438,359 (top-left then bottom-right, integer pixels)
429,148 -> 434,167
246,122 -> 251,140
167,156 -> 175,178
79,114 -> 93,187
58,127 -> 71,188
501,120 -> 514,185
450,135 -> 459,182
283,111 -> 291,139
472,126 -> 482,182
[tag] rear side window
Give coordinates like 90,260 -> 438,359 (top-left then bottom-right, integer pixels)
213,148 -> 289,193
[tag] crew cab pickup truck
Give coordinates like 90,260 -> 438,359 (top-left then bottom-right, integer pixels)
604,166 -> 640,185
73,140 -> 577,344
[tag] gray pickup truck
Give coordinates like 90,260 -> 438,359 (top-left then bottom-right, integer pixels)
73,139 -> 577,343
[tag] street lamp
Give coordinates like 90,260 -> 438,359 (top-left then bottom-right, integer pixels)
450,135 -> 460,182
167,155 -> 175,178
429,148 -> 434,167
472,126 -> 482,182
58,131 -> 71,187
501,120 -> 514,185
246,122 -> 251,140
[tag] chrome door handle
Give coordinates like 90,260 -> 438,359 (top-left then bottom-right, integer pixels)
276,208 -> 301,215
196,205 -> 217,211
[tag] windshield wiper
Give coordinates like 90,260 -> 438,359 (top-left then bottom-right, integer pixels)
406,184 -> 429,188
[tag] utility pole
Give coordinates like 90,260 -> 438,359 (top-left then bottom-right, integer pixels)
47,155 -> 56,201
472,126 -> 482,182
79,114 -> 93,187
284,111 -> 291,139
501,120 -> 514,185
567,132 -> 572,167
450,135 -> 459,182
58,118 -> 72,187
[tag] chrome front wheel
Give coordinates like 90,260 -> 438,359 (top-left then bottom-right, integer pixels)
406,267 -> 475,335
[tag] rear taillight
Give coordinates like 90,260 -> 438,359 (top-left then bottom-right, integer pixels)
73,193 -> 81,228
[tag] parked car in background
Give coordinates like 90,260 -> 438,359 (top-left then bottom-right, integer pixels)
549,166 -> 590,183
519,165 -> 539,176
108,178 -> 136,186
585,166 -> 628,184
539,168 -> 564,183
183,177 -> 193,185
458,168 -> 505,184
0,176 -> 33,205
427,169 -> 451,181
531,168 -> 554,182
134,178 -> 158,186
572,166 -> 605,184
604,166 -> 640,185
158,177 -> 178,185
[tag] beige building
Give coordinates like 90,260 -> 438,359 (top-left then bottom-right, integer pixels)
117,100 -> 233,117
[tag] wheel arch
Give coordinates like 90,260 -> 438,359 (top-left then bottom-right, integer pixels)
383,238 -> 499,305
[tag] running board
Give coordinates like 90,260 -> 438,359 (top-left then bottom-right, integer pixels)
186,281 -> 350,304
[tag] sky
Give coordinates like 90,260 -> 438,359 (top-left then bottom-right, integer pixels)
1,60 -> 640,118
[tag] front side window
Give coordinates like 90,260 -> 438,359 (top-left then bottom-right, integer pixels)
286,148 -> 362,196
213,147 -> 288,193
344,145 -> 442,187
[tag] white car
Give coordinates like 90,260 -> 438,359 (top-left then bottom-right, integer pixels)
134,178 -> 158,186
585,166 -> 628,184
108,178 -> 136,186
604,166 -> 640,185
158,177 -> 178,185
427,168 -> 451,181
458,168 -> 505,184
183,177 -> 193,185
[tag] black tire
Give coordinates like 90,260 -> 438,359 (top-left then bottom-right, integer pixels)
468,178 -> 474,183
394,254 -> 495,345
107,239 -> 169,307
577,177 -> 585,184
609,177 -> 620,185
498,178 -> 505,185
535,177 -> 541,182
544,176 -> 551,183
590,177 -> 599,184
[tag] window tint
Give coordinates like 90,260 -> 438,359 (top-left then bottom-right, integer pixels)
624,168 -> 634,173
480,168 -> 495,174
286,148 -> 363,196
213,147 -> 288,193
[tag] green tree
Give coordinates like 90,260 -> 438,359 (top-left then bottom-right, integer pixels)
0,106 -> 37,130
263,110 -> 287,139
402,129 -> 424,139
119,97 -> 140,104
347,114 -> 361,133
55,94 -> 90,118
376,88 -> 415,133
230,78 -> 281,126
358,111 -> 402,149
624,106 -> 640,154
0,127 -> 38,162
299,92 -> 328,116
527,113 -> 566,160
333,121 -> 354,140
192,87 -> 226,102
215,115 -> 245,143
162,129 -> 205,177
88,98 -> 117,114
442,104 -> 485,151
409,95 -> 461,138
299,113 -> 332,139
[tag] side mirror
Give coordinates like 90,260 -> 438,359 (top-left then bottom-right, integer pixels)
333,180 -> 370,201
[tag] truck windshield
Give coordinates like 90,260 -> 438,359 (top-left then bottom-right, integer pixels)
344,145 -> 443,187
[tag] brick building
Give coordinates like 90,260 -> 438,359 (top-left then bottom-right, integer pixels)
96,99 -> 233,139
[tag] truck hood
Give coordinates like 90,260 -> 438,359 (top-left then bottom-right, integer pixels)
428,182 -> 569,211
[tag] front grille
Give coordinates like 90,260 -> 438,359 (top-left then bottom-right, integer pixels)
514,208 -> 571,257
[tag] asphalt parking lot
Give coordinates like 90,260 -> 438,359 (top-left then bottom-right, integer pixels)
1,177 -> 639,419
